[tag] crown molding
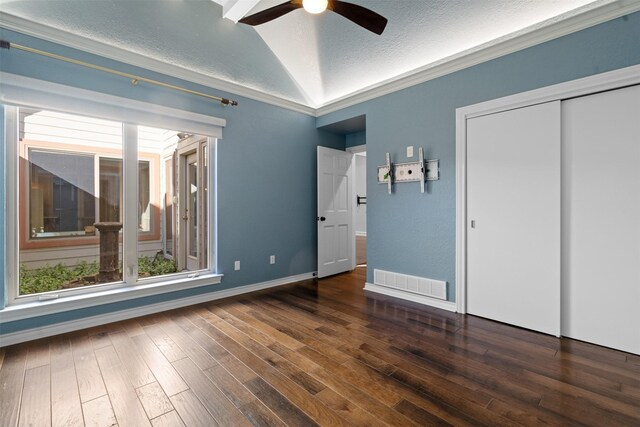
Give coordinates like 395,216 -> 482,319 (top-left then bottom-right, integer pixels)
0,13 -> 316,116
2,1 -> 639,119
316,0 -> 640,116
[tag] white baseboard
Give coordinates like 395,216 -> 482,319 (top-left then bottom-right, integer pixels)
0,272 -> 316,347
364,282 -> 457,312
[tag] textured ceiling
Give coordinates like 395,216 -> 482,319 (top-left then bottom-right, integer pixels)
0,0 -> 615,108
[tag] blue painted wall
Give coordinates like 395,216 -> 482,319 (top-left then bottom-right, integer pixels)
345,131 -> 366,148
318,12 -> 640,301
0,28 -> 344,334
2,11 -> 640,335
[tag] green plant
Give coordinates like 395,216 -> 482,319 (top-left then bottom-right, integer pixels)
138,255 -> 178,276
19,261 -> 100,295
19,255 -> 177,295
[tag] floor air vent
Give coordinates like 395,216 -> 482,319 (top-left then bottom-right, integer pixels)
373,269 -> 447,300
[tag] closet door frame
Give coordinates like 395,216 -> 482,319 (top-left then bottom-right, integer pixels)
455,64 -> 640,314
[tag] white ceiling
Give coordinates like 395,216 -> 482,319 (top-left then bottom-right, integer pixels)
0,0 -> 628,109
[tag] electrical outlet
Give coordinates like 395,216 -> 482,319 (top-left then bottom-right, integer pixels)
270,255 -> 276,265
234,260 -> 240,271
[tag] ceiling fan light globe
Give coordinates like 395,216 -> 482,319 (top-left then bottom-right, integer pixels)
302,0 -> 328,14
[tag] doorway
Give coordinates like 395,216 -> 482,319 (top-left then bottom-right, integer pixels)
316,115 -> 366,280
317,146 -> 355,278
176,135 -> 209,272
349,146 -> 367,267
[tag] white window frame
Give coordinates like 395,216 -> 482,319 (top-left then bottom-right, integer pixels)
161,154 -> 176,260
1,72 -> 224,322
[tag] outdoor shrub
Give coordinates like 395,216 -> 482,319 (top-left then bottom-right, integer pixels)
19,255 -> 177,295
19,261 -> 99,295
138,255 -> 178,276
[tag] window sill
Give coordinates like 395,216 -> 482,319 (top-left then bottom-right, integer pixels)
0,273 -> 223,323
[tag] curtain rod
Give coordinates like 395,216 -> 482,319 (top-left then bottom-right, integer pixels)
0,39 -> 239,107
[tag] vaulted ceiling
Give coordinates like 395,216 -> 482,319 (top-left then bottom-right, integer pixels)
0,0 -> 631,111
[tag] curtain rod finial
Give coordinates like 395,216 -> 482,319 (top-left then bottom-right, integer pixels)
0,40 -> 10,50
221,98 -> 239,107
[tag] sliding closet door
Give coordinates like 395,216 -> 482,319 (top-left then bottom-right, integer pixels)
562,85 -> 640,355
467,102 -> 561,336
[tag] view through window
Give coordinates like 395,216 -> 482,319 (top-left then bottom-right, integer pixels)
16,108 -> 210,297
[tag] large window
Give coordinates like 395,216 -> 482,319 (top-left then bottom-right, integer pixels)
9,107 -> 214,301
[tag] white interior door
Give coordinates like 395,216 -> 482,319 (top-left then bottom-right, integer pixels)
317,146 -> 355,278
467,101 -> 561,336
562,85 -> 640,355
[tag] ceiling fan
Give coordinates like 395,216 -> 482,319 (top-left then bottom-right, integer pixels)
238,0 -> 388,35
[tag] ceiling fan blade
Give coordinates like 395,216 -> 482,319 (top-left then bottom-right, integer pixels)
238,1 -> 302,26
328,0 -> 387,35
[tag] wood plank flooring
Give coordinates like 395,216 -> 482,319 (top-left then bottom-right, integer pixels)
1,268 -> 639,426
356,236 -> 366,266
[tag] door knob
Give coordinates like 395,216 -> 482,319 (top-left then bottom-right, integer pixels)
317,216 -> 326,222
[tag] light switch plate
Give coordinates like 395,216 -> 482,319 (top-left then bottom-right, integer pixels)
407,146 -> 414,157
234,261 -> 240,270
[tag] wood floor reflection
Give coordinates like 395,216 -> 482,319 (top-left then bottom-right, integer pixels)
1,268 -> 639,426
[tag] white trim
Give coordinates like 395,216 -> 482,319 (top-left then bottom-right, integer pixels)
4,106 -> 19,307
346,144 -> 366,154
208,138 -> 219,274
0,13 -> 316,116
2,2 -> 639,116
123,123 -> 139,285
1,274 -> 222,324
455,108 -> 468,314
0,73 -> 226,137
0,271 -> 316,347
364,282 -> 457,313
222,0 -> 262,23
456,65 -> 640,120
349,151 -> 356,271
316,0 -> 640,115
455,63 -> 640,314
355,231 -> 367,237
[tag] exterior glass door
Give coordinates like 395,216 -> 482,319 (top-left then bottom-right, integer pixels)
185,153 -> 199,270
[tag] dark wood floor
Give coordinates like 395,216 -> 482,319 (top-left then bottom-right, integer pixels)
1,269 -> 639,427
356,236 -> 366,266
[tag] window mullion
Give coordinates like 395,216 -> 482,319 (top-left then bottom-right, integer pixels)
94,155 -> 100,222
208,138 -> 217,273
5,106 -> 19,306
123,124 -> 138,284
